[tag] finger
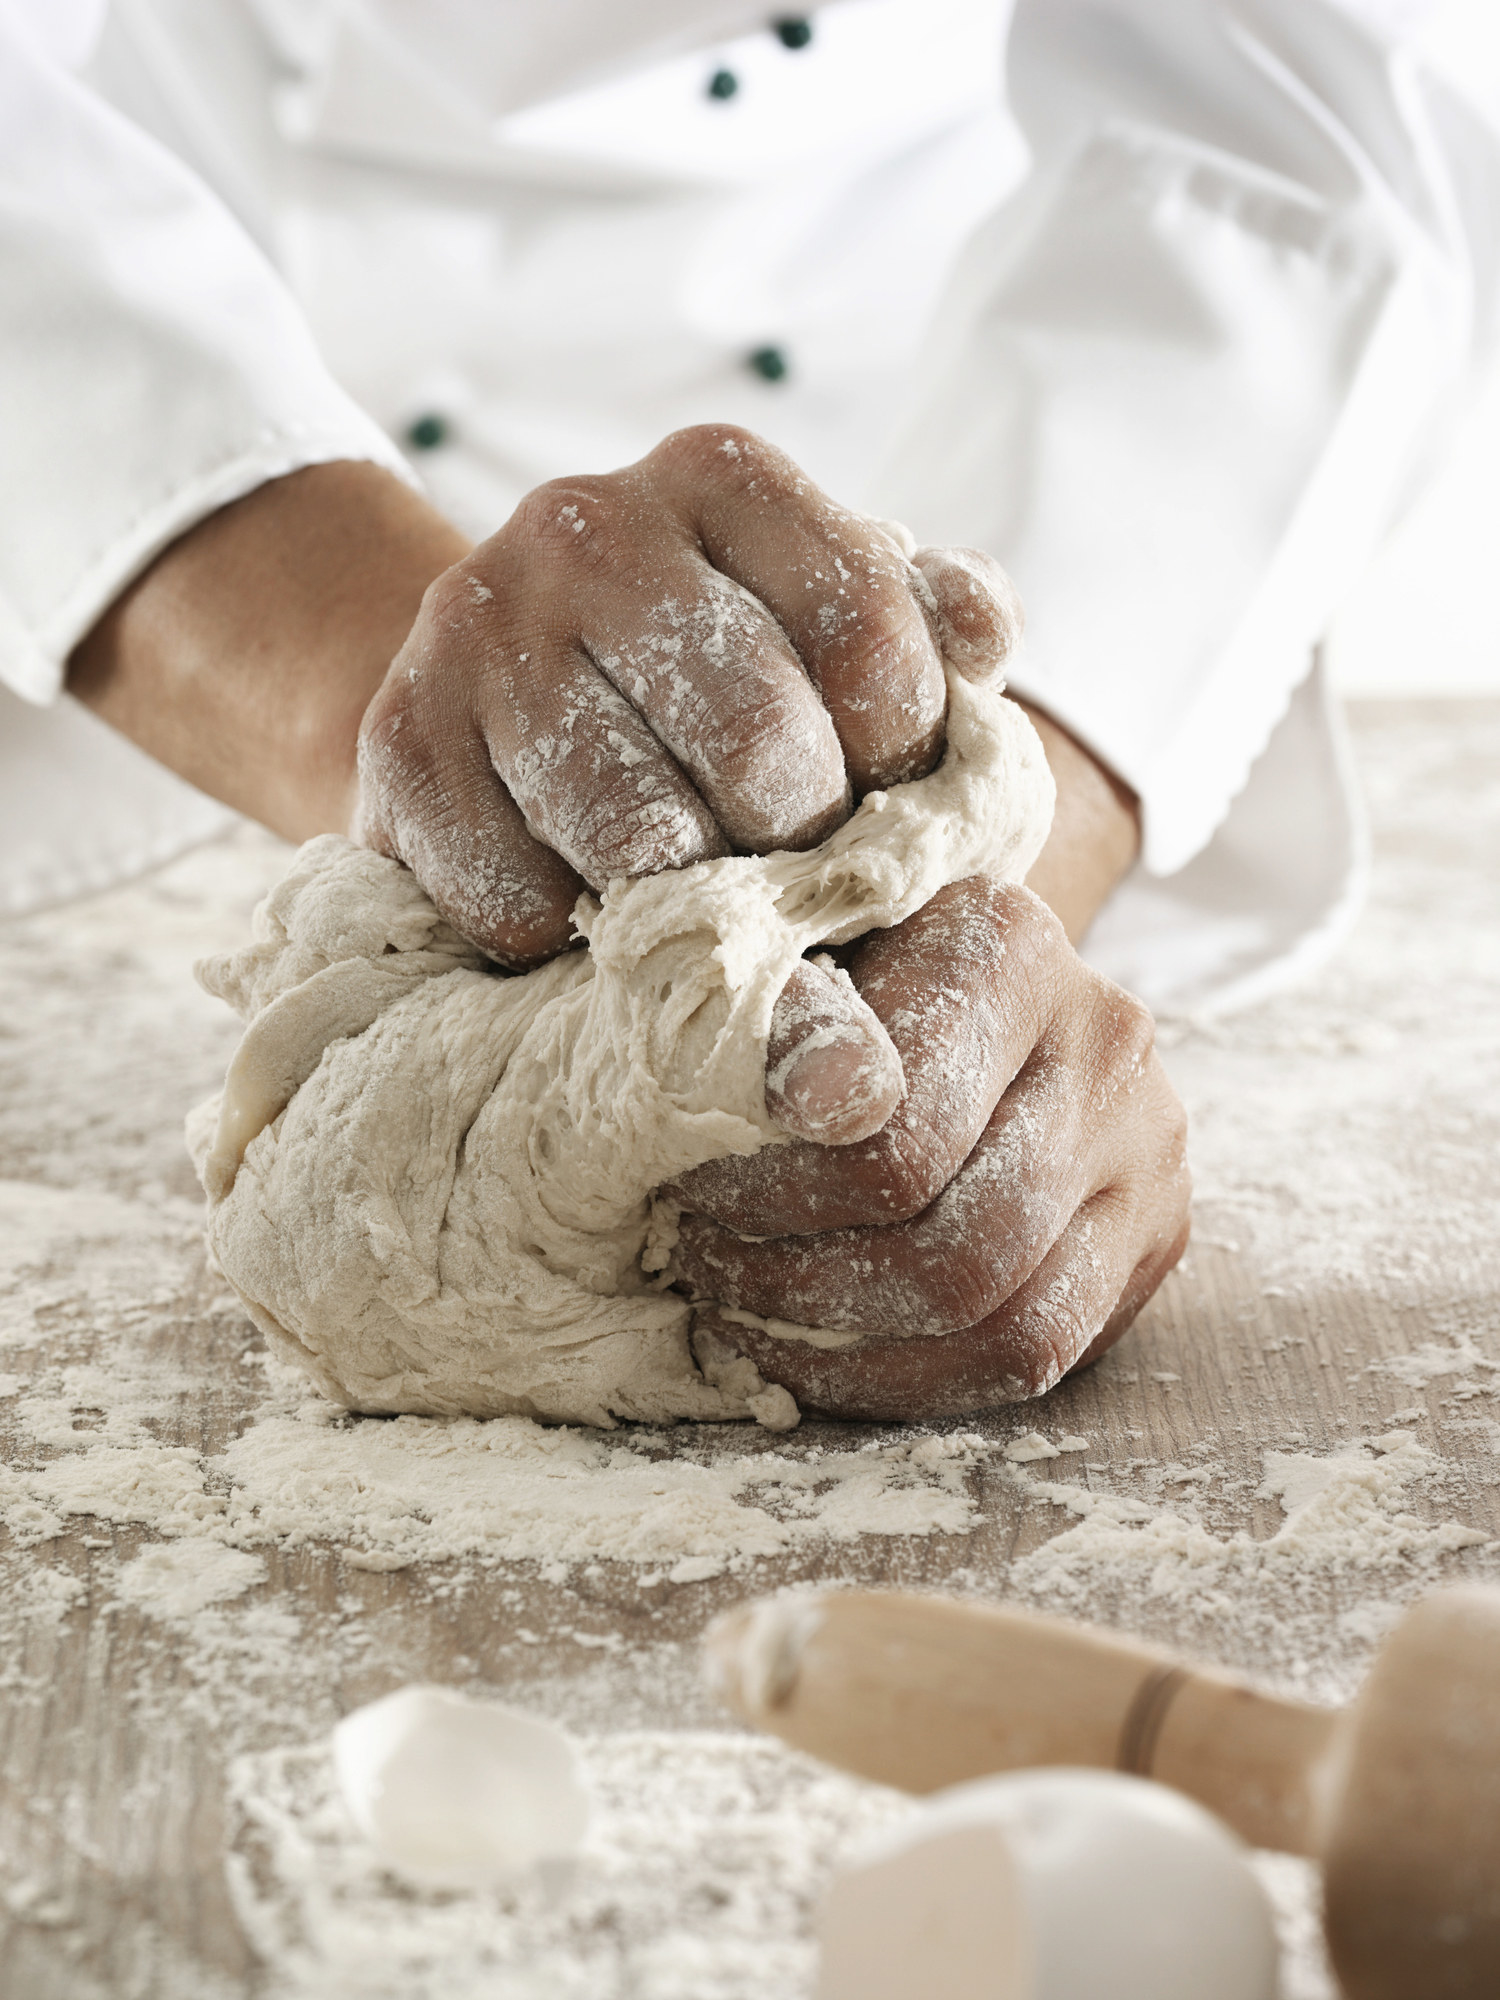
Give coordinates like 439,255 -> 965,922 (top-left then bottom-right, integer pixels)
966,1011 -> 1188,1392
703,1046 -> 1192,1421
475,630 -> 729,889
357,670 -> 584,970
673,1040 -> 1095,1336
647,427 -> 948,794
1073,1213 -> 1193,1374
669,879 -> 1060,1234
910,546 -> 1024,684
675,924 -> 1182,1340
501,475 -> 849,856
953,1172 -> 1189,1405
692,1182 -> 1190,1424
584,556 -> 849,855
765,959 -> 904,1146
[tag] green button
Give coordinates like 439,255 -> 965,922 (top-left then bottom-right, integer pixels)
774,18 -> 813,50
747,345 -> 789,383
706,67 -> 739,100
406,413 -> 448,451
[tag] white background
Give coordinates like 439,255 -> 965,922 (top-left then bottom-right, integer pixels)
1329,361 -> 1500,696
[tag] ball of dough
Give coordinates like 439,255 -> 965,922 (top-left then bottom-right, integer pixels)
190,672 -> 1053,1429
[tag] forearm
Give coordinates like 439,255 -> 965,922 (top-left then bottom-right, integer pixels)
66,462 -> 471,841
1016,699 -> 1140,943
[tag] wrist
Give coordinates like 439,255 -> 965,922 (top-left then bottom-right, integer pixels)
68,461 -> 470,842
1014,699 -> 1140,943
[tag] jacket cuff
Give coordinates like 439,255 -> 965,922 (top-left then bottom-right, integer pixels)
0,421 -> 417,707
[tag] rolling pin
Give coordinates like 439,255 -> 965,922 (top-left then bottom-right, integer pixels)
705,1586 -> 1500,2000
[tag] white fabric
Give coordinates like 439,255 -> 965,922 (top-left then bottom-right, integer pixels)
0,682 -> 236,918
2,0 -> 1498,1011
1081,652 -> 1370,1015
871,0 -> 1500,879
0,0 -> 414,708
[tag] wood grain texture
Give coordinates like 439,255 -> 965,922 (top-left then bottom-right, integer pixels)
2,701 -> 1498,1997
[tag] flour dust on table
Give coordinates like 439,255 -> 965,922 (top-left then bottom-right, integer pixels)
188,670 -> 1052,1429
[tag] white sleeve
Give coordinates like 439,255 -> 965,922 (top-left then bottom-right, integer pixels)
874,0 -> 1500,881
0,2 -> 415,707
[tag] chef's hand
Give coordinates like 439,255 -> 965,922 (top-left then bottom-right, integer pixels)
671,877 -> 1191,1421
67,437 -> 1022,1149
355,424 -> 1019,966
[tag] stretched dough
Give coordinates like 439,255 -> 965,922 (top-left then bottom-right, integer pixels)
188,670 -> 1053,1428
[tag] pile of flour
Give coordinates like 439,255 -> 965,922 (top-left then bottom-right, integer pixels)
188,669 -> 1052,1430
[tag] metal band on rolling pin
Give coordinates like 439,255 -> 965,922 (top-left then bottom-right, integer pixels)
1117,1665 -> 1190,1778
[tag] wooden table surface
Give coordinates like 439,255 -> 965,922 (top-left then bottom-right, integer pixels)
2,699 -> 1497,1999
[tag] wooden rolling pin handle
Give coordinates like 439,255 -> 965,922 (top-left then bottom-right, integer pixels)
707,1592 -> 1338,1855
1147,1660 -> 1338,1854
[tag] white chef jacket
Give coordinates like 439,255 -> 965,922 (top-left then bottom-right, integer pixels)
2,0 -> 1497,1012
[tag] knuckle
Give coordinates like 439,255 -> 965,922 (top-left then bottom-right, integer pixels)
1100,989 -> 1159,1085
356,684 -> 438,818
980,884 -> 1071,1005
994,880 -> 1066,950
1064,965 -> 1158,1093
921,875 -> 1017,959
860,1130 -> 951,1224
569,784 -> 715,883
907,1245 -> 1002,1333
1166,1172 -> 1193,1241
414,558 -> 495,637
504,477 -> 624,575
412,556 -> 528,661
651,423 -> 785,495
356,671 -> 405,756
1164,1095 -> 1190,1168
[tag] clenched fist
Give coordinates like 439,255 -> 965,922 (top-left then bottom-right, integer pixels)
354,423 -> 1021,1144
355,424 -> 1020,963
676,878 -> 1190,1420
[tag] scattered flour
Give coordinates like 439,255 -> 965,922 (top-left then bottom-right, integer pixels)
7,1558 -> 85,1627
1003,1431 -> 1087,1463
1368,1338 -> 1497,1390
116,1540 -> 268,1618
216,1408 -> 995,1582
3,1326 -> 1487,1605
1,1339 -> 1008,1588
1008,1430 -> 1487,1631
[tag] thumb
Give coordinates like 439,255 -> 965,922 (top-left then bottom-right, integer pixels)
910,545 -> 1023,683
765,959 -> 905,1145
